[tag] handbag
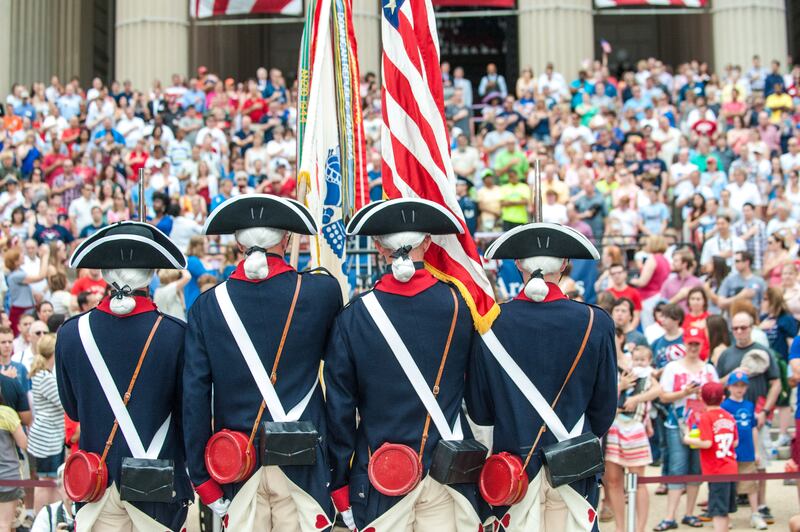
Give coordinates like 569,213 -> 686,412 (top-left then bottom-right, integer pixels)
368,288 -> 480,495
119,457 -> 175,503
479,307 -> 596,505
64,316 -> 163,503
205,276 -> 308,484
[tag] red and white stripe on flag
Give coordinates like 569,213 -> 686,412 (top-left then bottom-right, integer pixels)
594,0 -> 706,7
380,0 -> 498,332
191,0 -> 303,18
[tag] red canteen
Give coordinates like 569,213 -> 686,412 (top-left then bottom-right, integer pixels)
205,430 -> 256,484
64,450 -> 108,503
479,452 -> 529,506
368,443 -> 422,497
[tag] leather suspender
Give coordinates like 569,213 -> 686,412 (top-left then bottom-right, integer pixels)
246,275 -> 303,448
417,288 -> 459,460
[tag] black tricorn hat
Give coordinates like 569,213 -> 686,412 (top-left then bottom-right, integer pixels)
484,222 -> 600,260
68,221 -> 187,270
345,198 -> 463,236
202,194 -> 318,235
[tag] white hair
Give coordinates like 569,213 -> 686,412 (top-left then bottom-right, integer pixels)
102,268 -> 155,315
235,227 -> 286,280
376,231 -> 427,283
518,256 -> 565,302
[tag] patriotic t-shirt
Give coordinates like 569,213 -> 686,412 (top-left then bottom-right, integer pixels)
651,334 -> 685,369
698,408 -> 738,475
659,361 -> 718,428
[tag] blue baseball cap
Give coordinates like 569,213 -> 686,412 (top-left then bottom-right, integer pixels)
728,371 -> 749,385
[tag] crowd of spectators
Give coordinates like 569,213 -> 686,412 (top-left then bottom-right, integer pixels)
1,52 -> 800,530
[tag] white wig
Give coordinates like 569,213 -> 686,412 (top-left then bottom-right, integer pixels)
376,231 -> 427,283
235,227 -> 286,280
518,256 -> 565,302
102,268 -> 155,315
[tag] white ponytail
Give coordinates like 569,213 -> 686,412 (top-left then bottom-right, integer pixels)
235,227 -> 286,280
519,256 -> 565,302
102,268 -> 155,315
376,231 -> 427,283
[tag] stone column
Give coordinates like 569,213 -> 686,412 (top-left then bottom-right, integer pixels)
353,0 -> 381,78
712,0 -> 788,70
517,0 -> 594,80
115,0 -> 189,89
0,0 -> 11,96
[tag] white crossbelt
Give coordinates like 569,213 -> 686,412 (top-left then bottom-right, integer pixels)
480,329 -> 584,442
214,282 -> 317,422
361,292 -> 463,441
77,315 -> 171,459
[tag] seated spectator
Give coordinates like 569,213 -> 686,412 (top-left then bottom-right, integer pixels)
30,464 -> 74,532
700,214 -> 746,269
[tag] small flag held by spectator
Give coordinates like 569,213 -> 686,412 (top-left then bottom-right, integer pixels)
600,39 -> 612,54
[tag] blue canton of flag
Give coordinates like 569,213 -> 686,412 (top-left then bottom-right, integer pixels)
382,0 -> 403,27
322,147 -> 347,266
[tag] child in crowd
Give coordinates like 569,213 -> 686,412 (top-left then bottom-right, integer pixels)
684,382 -> 739,532
721,371 -> 768,529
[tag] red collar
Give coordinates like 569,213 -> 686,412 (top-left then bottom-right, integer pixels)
229,255 -> 294,283
515,282 -> 568,303
374,268 -> 438,297
96,296 -> 157,317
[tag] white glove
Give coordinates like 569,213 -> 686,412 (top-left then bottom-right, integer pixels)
208,497 -> 230,518
341,508 -> 357,531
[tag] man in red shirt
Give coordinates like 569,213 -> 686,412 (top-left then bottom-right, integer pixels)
70,269 -> 107,297
42,138 -> 69,185
684,382 -> 739,532
607,262 -> 642,329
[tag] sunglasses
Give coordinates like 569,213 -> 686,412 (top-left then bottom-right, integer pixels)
32,331 -> 45,336
732,325 -> 751,331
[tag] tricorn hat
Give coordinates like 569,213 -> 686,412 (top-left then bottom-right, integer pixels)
484,222 -> 600,260
345,198 -> 463,236
69,221 -> 187,270
202,194 -> 317,235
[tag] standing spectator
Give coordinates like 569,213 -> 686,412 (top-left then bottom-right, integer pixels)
477,62 -> 507,98
721,372 -> 768,530
725,167 -> 762,214
153,269 -> 191,321
476,171 -> 502,231
733,203 -> 767,272
0,387 -> 27,532
69,269 -> 105,299
656,328 -> 719,531
498,169 -> 529,231
605,346 -> 660,532
0,327 -> 29,393
50,160 -> 82,211
606,263 -> 643,329
67,182 -> 99,237
709,251 -> 767,311
651,303 -> 686,372
4,246 -> 48,334
455,178 -> 477,236
781,262 -> 800,320
700,214 -> 746,269
27,334 -> 63,513
762,232 -> 791,286
612,298 -> 648,351
574,179 -> 606,242
683,382 -> 739,532
452,66 -> 473,108
716,312 -> 782,522
661,249 -> 703,312
451,133 -> 481,182
764,60 -> 785,97
482,117 -> 515,167
631,235 -> 671,327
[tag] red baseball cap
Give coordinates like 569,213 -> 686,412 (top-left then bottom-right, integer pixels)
701,382 -> 725,406
684,327 -> 706,345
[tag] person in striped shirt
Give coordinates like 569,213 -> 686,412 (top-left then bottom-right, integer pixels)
27,333 -> 64,514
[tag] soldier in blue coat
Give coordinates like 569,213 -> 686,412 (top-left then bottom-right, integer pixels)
465,222 -> 617,532
56,221 -> 192,531
183,194 -> 342,531
325,198 -> 486,532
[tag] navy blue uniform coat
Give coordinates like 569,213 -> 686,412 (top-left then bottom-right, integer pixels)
465,284 -> 617,518
56,298 -> 191,531
324,268 -> 483,528
182,259 -> 342,519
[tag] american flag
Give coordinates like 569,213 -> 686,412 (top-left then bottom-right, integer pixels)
381,0 -> 498,332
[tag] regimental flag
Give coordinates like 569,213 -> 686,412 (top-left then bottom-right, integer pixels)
298,0 -> 360,301
190,0 -> 303,18
380,0 -> 498,332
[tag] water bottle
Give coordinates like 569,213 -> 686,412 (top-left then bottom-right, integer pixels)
688,426 -> 701,449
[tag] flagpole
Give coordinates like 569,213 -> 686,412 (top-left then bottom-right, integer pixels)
289,179 -> 307,268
